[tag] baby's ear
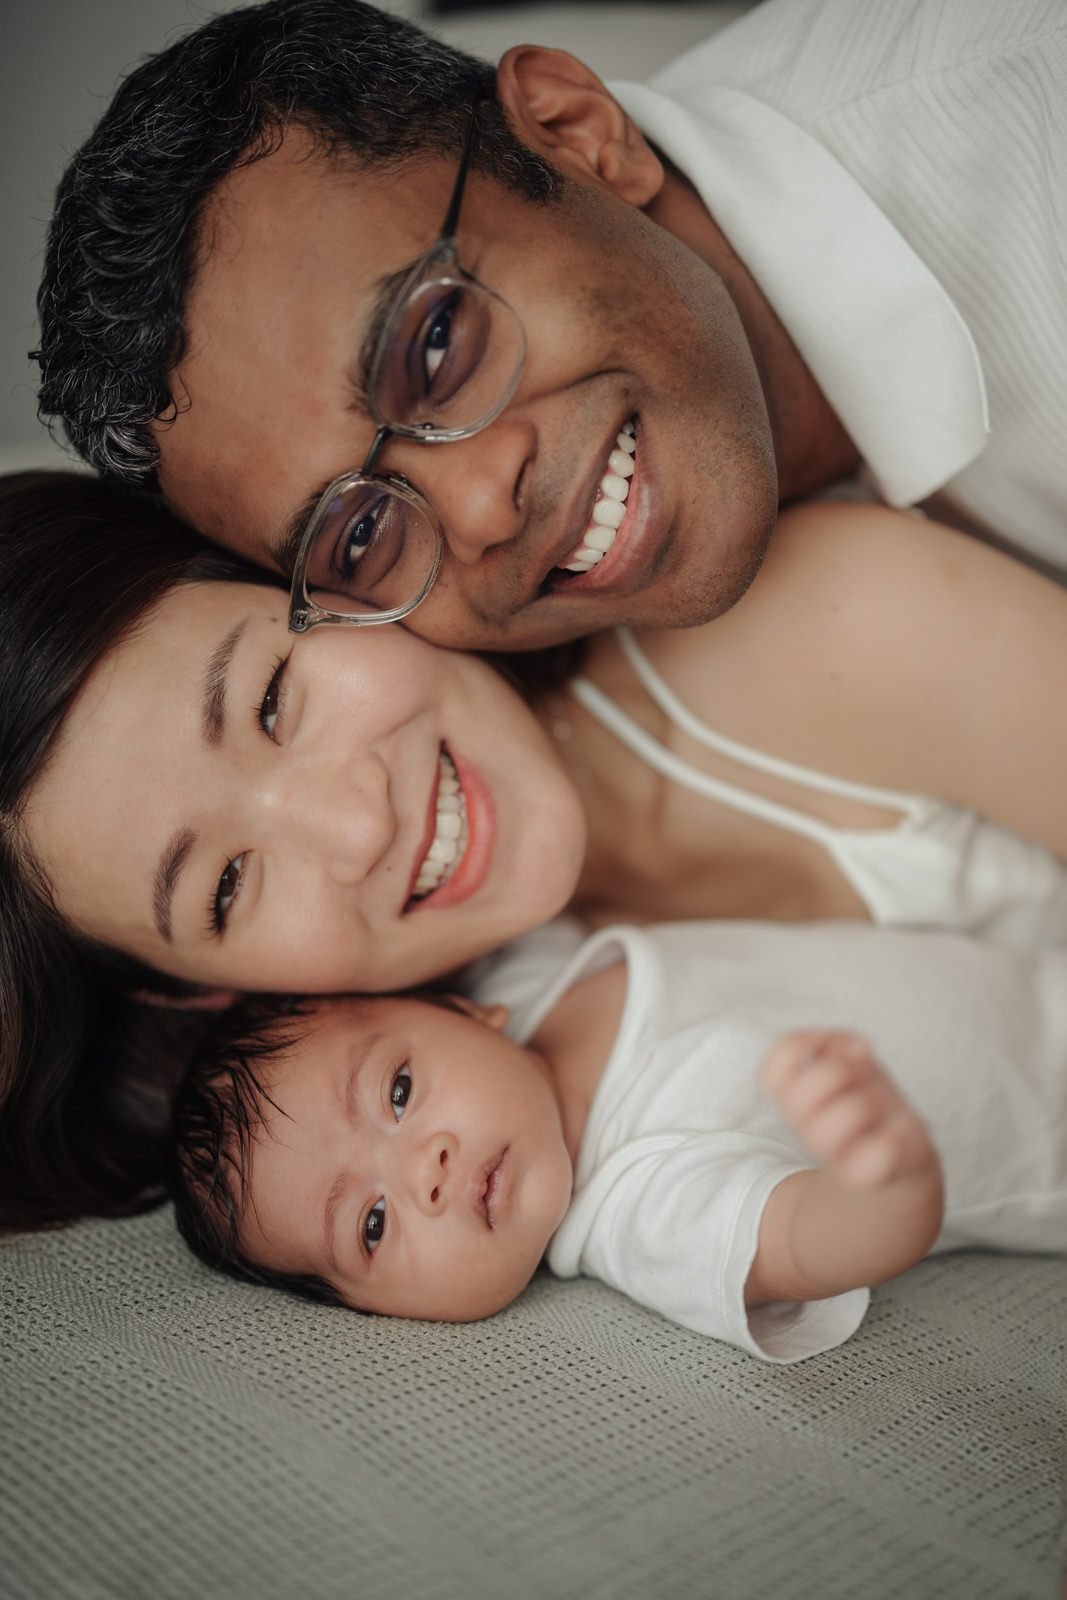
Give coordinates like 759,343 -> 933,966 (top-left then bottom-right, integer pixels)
130,986 -> 238,1012
443,994 -> 511,1032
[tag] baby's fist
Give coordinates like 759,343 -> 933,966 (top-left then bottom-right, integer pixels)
759,1029 -> 938,1189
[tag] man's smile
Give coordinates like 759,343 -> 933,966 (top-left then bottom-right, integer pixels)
556,417 -> 638,576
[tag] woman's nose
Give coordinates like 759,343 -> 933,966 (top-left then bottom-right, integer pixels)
393,417 -> 535,568
410,1132 -> 458,1216
261,750 -> 397,885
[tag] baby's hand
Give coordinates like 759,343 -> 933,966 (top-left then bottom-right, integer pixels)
759,1029 -> 938,1189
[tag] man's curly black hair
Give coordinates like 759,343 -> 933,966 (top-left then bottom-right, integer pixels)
34,0 -> 561,491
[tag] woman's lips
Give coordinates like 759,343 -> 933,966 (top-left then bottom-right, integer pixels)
407,748 -> 495,913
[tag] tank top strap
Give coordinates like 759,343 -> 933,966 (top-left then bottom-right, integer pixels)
569,674 -> 844,847
614,627 -> 930,821
567,628 -> 931,849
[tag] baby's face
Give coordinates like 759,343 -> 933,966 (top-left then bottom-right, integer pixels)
238,996 -> 574,1320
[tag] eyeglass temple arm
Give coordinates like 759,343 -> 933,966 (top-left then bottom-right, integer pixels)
440,101 -> 482,242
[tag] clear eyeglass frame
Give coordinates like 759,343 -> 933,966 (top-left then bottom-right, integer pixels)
288,101 -> 527,634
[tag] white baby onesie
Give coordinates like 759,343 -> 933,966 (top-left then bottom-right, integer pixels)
487,919 -> 1067,1362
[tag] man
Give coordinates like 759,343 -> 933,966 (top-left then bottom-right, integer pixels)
34,0 -> 1067,651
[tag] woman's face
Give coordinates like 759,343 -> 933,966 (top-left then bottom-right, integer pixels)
25,581 -> 586,992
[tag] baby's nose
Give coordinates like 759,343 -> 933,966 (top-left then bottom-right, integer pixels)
414,1133 -> 457,1215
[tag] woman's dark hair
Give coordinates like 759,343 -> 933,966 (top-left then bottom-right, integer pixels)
168,994 -> 345,1307
0,469 -> 278,1232
34,0 -> 562,488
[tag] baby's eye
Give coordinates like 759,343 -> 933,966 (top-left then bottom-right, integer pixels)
390,1068 -> 412,1120
364,1199 -> 386,1252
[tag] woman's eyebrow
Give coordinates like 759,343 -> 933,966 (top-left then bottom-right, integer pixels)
202,618 -> 250,748
151,616 -> 252,942
153,826 -> 195,944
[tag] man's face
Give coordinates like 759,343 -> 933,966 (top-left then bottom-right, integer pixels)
157,118 -> 777,651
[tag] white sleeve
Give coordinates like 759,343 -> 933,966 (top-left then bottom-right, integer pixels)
551,1135 -> 869,1364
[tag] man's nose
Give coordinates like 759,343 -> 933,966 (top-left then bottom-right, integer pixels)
394,415 -> 536,567
260,750 -> 396,886
409,1131 -> 459,1216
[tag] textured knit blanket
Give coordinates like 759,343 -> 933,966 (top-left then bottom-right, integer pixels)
2,1211 -> 1064,1599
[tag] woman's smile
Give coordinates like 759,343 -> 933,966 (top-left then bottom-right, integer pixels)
408,746 -> 497,914
24,579 -> 586,994
408,747 -> 470,904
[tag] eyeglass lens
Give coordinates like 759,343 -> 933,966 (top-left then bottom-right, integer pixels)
303,268 -> 524,618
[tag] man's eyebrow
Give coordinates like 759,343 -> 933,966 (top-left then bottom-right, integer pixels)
202,619 -> 249,748
323,1029 -> 383,1275
153,826 -> 196,945
268,255 -> 424,578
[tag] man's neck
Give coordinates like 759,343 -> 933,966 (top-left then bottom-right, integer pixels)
646,155 -> 860,500
529,959 -> 628,1168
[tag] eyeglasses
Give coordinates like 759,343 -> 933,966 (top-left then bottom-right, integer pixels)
288,102 -> 526,633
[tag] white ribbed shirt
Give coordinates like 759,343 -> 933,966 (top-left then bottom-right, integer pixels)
612,0 -> 1067,566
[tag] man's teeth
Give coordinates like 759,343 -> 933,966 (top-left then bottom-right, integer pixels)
413,750 -> 469,898
561,420 -> 636,573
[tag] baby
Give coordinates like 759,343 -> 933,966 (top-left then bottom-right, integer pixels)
170,919 -> 1067,1362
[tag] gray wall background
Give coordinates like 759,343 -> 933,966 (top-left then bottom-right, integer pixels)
1,1 -> 748,473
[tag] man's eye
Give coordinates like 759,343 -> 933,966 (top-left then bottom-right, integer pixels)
364,1199 -> 386,1252
422,300 -> 454,383
212,853 -> 245,933
390,1068 -> 412,1120
343,504 -> 381,568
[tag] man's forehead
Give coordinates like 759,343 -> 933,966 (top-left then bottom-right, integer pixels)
156,128 -> 439,552
196,123 -> 444,274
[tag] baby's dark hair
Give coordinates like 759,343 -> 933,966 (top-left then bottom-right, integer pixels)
168,987 -> 471,1305
168,993 -> 346,1306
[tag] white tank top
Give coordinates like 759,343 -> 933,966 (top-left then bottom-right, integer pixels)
568,628 -> 1067,949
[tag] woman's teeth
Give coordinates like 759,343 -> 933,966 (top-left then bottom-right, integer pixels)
561,420 -> 636,573
412,749 -> 469,899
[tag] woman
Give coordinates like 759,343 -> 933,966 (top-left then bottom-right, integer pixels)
5,469 -> 1067,1223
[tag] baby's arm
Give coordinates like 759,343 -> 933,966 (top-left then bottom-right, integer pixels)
744,1030 -> 944,1308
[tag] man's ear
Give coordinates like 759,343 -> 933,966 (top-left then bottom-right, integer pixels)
496,45 -> 663,207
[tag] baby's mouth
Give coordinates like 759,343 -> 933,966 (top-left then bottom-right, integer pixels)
554,417 -> 637,577
409,747 -> 470,902
476,1148 -> 509,1229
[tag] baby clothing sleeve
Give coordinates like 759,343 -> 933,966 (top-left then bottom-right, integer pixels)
548,1132 -> 869,1363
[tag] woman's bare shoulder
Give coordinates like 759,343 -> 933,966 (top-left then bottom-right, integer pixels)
763,498 -> 995,592
634,500 -> 951,679
629,497 -> 1067,847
